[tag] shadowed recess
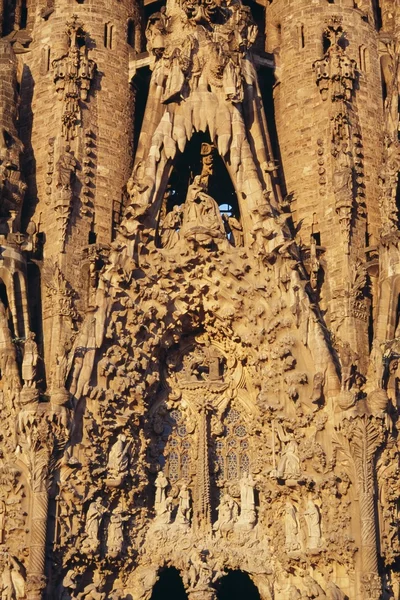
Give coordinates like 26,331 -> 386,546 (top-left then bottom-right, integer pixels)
218,570 -> 261,600
150,567 -> 188,600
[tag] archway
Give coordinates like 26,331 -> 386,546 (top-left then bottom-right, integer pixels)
150,567 -> 188,600
218,570 -> 261,600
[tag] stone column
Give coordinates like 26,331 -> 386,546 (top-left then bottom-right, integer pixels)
343,413 -> 385,600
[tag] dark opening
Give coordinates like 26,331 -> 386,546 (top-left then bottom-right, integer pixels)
164,132 -> 240,218
150,568 -> 187,600
372,0 -> 382,30
3,0 -> 16,36
300,24 -> 305,49
127,18 -> 135,47
88,231 -> 97,244
218,571 -> 261,600
20,0 -> 28,29
131,66 -> 151,157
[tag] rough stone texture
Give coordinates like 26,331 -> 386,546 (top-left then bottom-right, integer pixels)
0,0 -> 399,599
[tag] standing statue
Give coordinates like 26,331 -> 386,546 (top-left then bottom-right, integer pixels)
56,145 -> 77,190
338,341 -> 359,392
213,493 -> 238,538
106,434 -> 129,480
51,345 -> 69,391
223,214 -> 244,247
107,505 -> 126,557
284,502 -> 301,551
154,471 -> 171,523
237,472 -> 257,529
83,498 -> 106,553
175,483 -> 191,525
22,331 -> 39,388
276,440 -> 301,479
304,500 -> 321,550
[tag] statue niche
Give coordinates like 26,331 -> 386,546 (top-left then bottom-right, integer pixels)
158,138 -> 243,252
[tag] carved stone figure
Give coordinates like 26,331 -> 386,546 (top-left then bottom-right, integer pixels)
21,331 -> 39,388
284,502 -> 301,552
213,494 -> 238,538
83,498 -> 106,553
0,555 -> 25,600
56,146 -> 77,190
276,441 -> 301,480
237,472 -> 256,529
160,205 -> 182,249
106,434 -> 129,481
338,341 -> 359,392
180,177 -> 226,247
175,483 -> 191,525
107,505 -> 126,558
154,471 -> 171,523
304,500 -> 321,550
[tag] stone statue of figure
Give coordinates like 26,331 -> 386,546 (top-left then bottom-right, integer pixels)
154,471 -> 171,523
276,440 -> 301,479
160,204 -> 182,249
176,483 -> 191,525
51,345 -> 69,390
107,505 -> 125,557
237,472 -> 256,528
56,145 -> 77,190
339,341 -> 359,392
333,145 -> 353,206
222,213 -> 244,247
107,434 -> 129,479
213,493 -> 238,538
22,331 -> 39,388
1,555 -> 25,600
84,498 -> 106,552
304,500 -> 321,550
284,502 -> 300,552
181,176 -> 226,247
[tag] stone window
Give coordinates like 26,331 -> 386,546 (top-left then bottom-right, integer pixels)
215,409 -> 250,483
104,22 -> 114,50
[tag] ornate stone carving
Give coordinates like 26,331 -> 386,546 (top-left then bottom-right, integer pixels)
52,15 -> 96,140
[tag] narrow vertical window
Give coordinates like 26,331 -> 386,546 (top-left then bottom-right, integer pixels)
127,18 -> 135,48
104,23 -> 114,49
20,0 -> 28,29
298,24 -> 305,50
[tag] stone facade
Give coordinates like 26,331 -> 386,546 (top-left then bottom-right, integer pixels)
0,0 -> 399,599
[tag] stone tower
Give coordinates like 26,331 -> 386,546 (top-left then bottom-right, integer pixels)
0,0 -> 399,599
